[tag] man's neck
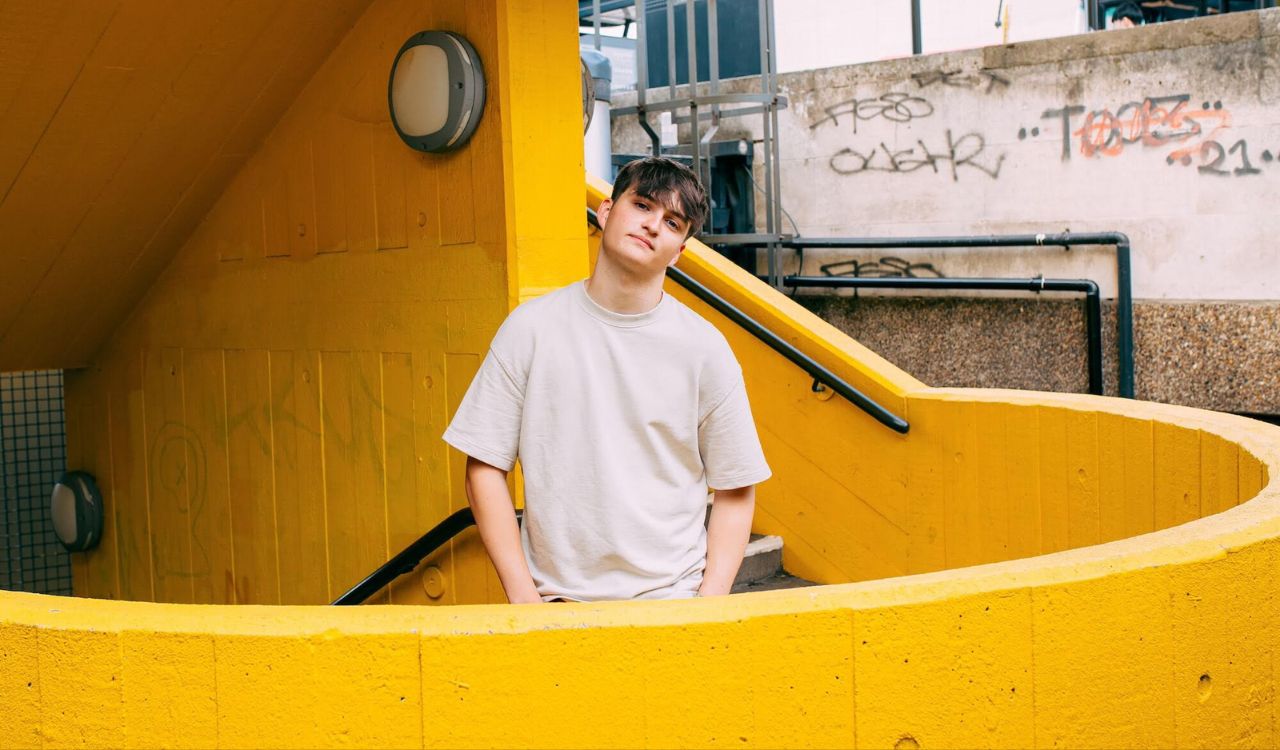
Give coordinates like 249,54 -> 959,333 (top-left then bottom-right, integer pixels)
584,261 -> 666,315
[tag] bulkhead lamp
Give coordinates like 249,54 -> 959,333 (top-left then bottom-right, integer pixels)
50,470 -> 104,552
388,30 -> 486,153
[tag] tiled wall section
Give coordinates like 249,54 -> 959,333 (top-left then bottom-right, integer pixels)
0,370 -> 70,594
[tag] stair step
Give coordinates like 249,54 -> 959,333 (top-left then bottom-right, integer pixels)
733,533 -> 783,586
703,503 -> 819,592
731,571 -> 815,594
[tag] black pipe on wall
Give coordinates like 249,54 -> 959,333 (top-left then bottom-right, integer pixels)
783,276 -> 1105,397
724,232 -> 1135,397
910,0 -> 923,54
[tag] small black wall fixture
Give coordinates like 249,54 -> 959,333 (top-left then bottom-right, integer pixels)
50,471 -> 104,553
388,30 -> 486,153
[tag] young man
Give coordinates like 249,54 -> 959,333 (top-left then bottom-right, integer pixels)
443,157 -> 771,603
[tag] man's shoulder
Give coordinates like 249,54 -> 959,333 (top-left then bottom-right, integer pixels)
664,294 -> 734,352
496,283 -> 577,333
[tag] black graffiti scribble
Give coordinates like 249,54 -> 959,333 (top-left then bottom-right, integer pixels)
828,130 -> 1005,181
912,70 -> 1011,94
810,92 -> 935,132
1177,138 -> 1265,177
819,257 -> 945,278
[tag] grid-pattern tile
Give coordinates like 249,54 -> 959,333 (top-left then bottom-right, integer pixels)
0,370 -> 71,594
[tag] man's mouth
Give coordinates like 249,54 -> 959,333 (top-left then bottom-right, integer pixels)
628,234 -> 654,250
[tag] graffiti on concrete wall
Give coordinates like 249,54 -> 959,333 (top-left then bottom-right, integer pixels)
819,256 -> 946,278
829,130 -> 1005,181
809,93 -> 934,133
1028,95 -> 1272,176
1037,96 -> 1229,159
811,76 -> 1008,182
911,69 -> 1011,94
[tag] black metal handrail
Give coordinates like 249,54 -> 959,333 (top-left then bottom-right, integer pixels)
784,276 -> 1103,396
331,507 -> 521,605
708,232 -> 1134,398
588,208 -> 909,433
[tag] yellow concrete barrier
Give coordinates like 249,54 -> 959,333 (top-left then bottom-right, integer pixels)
2,187 -> 1276,749
2,395 -> 1276,749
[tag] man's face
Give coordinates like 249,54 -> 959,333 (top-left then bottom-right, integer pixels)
597,187 -> 690,277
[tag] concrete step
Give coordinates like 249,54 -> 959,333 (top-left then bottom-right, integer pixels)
728,533 -> 817,593
731,571 -> 814,594
706,503 -> 818,592
734,533 -> 783,586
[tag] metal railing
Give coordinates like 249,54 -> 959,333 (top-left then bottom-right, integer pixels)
783,276 -> 1104,396
709,232 -> 1135,398
330,507 -> 503,605
589,207 -> 910,433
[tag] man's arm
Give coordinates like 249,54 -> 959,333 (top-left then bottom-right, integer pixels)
464,456 -> 542,604
698,485 -> 756,597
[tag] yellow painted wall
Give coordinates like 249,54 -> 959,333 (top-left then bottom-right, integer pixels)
2,392 -> 1276,747
6,177 -> 1277,745
18,2 -> 1279,743
63,0 -> 586,607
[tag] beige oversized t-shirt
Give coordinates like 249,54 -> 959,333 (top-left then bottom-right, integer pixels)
443,280 -> 771,601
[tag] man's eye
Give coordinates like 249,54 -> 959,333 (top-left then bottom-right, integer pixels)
635,201 -> 648,210
666,219 -> 680,230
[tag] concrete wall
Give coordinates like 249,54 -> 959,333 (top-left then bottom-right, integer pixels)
615,9 -> 1280,413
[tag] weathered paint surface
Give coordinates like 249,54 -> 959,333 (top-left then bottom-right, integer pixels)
62,0 -> 586,609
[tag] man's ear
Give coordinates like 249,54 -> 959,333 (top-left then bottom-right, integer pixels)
596,199 -> 613,228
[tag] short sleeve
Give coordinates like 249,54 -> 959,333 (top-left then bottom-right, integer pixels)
442,349 -> 524,472
698,380 -> 771,490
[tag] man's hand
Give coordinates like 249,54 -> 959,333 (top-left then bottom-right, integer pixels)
698,485 -> 755,597
464,456 -> 543,604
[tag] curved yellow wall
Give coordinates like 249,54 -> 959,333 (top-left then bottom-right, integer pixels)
6,182 -> 1276,747
2,394 -> 1276,748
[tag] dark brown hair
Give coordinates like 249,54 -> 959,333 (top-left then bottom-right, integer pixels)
611,157 -> 710,237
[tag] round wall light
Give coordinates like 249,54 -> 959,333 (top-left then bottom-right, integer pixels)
50,470 -> 104,552
388,30 -> 486,153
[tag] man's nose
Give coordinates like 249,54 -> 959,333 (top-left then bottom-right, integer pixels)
640,211 -> 660,233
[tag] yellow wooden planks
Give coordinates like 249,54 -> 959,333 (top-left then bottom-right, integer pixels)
1097,411 -> 1129,543
1003,403 -> 1042,560
380,352 -> 423,604
904,396 -> 951,575
224,349 -> 280,604
182,348 -> 235,604
972,401 -> 1012,565
270,349 -> 330,604
320,351 -> 390,603
1064,408 -> 1101,550
72,370 -> 122,600
1199,429 -> 1239,517
1154,421 -> 1201,529
142,347 -> 195,603
1037,405 -> 1070,554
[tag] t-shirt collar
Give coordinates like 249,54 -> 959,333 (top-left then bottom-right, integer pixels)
575,279 -> 667,328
